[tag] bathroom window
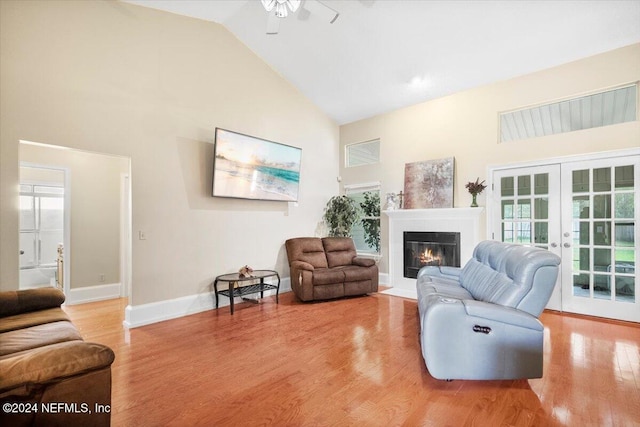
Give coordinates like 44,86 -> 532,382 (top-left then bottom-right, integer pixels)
20,184 -> 64,269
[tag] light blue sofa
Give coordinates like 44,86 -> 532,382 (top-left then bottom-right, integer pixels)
417,240 -> 561,380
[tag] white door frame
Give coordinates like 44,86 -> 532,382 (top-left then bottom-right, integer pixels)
120,173 -> 132,298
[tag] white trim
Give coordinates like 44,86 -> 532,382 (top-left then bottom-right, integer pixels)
344,181 -> 381,191
120,173 -> 132,298
123,278 -> 292,328
487,148 -> 640,173
65,283 -> 121,305
380,288 -> 417,300
378,272 -> 389,286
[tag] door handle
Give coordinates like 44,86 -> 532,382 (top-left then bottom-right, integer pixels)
550,243 -> 558,248
563,243 -> 571,248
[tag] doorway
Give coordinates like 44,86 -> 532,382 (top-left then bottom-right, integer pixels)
490,151 -> 639,322
19,141 -> 132,304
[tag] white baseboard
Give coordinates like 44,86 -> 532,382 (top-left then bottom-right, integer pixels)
379,272 -> 389,286
380,287 -> 417,300
65,283 -> 122,305
124,277 -> 291,329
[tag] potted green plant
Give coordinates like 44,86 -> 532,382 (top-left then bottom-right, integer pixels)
323,195 -> 360,237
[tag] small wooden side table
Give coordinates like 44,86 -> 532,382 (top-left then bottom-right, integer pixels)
213,270 -> 280,315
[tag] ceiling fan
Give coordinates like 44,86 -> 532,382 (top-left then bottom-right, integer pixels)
261,0 -> 339,35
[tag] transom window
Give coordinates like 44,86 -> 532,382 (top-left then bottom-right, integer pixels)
346,139 -> 380,167
500,84 -> 637,143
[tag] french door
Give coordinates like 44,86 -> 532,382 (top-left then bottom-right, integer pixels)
491,155 -> 639,322
491,165 -> 562,310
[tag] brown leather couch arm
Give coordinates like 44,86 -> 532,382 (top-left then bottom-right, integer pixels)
0,341 -> 115,395
288,262 -> 315,301
352,257 -> 376,267
291,260 -> 315,271
0,289 -> 65,318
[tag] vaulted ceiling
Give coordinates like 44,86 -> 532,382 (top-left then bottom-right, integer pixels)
124,0 -> 640,125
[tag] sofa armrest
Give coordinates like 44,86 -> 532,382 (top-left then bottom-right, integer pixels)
352,257 -> 375,267
462,300 -> 542,331
0,341 -> 115,394
0,288 -> 66,318
291,260 -> 315,271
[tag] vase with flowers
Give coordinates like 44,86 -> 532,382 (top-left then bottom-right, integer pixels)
465,178 -> 487,207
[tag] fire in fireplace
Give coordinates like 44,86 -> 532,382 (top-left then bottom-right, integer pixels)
403,231 -> 461,279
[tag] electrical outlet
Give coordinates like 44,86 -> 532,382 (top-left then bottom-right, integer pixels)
99,274 -> 105,282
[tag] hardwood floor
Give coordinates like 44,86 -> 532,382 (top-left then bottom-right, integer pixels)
63,292 -> 640,426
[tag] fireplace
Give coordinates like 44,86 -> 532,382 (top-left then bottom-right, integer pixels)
403,231 -> 461,279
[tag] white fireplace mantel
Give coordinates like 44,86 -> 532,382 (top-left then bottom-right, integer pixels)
383,207 -> 485,294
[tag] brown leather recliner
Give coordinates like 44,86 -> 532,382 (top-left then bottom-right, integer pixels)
285,237 -> 379,301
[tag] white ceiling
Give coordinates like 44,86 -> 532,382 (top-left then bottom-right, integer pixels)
124,0 -> 640,125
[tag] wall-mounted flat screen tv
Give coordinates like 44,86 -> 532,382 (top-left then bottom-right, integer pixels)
212,128 -> 302,202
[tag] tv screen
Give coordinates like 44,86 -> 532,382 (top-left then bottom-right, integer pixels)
212,128 -> 302,202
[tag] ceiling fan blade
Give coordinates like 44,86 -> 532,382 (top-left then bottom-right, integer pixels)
266,10 -> 280,34
303,0 -> 339,24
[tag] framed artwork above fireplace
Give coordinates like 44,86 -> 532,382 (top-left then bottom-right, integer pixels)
403,157 -> 454,209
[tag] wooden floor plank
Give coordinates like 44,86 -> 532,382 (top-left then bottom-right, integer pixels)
63,292 -> 640,426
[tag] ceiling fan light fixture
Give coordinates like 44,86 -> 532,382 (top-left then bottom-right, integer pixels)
261,0 -> 301,18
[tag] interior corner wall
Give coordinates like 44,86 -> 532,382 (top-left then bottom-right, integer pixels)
0,1 -> 339,302
20,144 -> 129,289
339,43 -> 640,276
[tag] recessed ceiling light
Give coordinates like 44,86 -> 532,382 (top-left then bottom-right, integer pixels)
408,75 -> 430,91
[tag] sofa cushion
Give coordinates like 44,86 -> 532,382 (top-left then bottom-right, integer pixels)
0,288 -> 65,318
313,284 -> 344,300
285,238 -> 329,269
459,259 -> 516,305
0,308 -> 70,334
322,237 -> 357,268
0,321 -> 82,357
0,341 -> 115,393
312,268 -> 345,285
342,265 -> 374,282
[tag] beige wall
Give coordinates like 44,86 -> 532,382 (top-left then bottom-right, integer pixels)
0,1 -> 339,303
340,43 -> 640,274
20,144 -> 129,289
